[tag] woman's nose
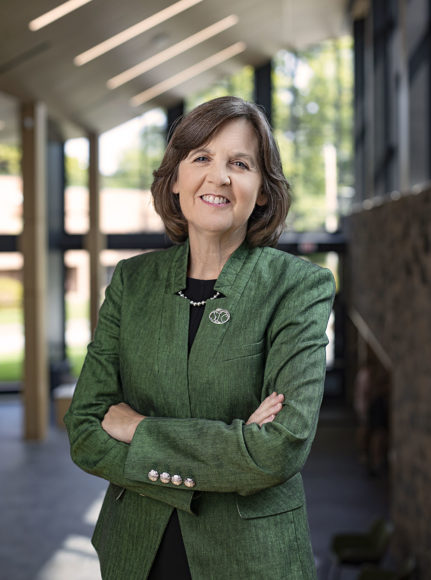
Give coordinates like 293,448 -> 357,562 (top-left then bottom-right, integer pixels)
207,164 -> 231,186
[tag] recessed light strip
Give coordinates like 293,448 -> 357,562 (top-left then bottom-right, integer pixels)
74,0 -> 203,66
29,0 -> 94,31
108,15 -> 239,90
131,41 -> 246,107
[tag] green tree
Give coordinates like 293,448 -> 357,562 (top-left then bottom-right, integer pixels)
274,36 -> 353,231
102,123 -> 165,190
65,155 -> 88,186
186,66 -> 254,111
0,143 -> 20,175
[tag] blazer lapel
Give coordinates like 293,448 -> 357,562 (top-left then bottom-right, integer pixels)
152,243 -> 191,417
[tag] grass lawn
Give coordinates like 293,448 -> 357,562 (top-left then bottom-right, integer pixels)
67,344 -> 87,377
0,346 -> 87,382
0,306 -> 22,325
0,300 -> 89,382
0,354 -> 23,382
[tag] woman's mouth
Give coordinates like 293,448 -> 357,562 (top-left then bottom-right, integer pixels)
200,194 -> 230,206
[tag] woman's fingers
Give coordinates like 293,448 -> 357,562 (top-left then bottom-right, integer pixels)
246,392 -> 284,426
101,402 -> 145,443
260,414 -> 276,425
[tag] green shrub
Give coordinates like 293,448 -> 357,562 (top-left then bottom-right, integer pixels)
0,277 -> 23,308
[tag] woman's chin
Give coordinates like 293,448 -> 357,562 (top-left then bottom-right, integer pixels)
189,223 -> 246,243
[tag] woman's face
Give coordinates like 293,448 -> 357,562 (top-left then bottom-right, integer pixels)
173,118 -> 265,244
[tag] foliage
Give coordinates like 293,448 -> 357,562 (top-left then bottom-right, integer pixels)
0,355 -> 23,382
65,155 -> 88,186
274,37 -> 354,231
185,66 -> 254,111
101,123 -> 166,190
67,345 -> 86,378
0,277 -> 23,308
0,143 -> 20,175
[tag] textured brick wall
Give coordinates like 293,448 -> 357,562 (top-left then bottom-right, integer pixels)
346,188 -> 431,572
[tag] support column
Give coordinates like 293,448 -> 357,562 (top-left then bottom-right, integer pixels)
20,102 -> 48,440
397,0 -> 409,191
353,17 -> 366,203
254,61 -> 273,125
86,132 -> 105,337
364,6 -> 375,199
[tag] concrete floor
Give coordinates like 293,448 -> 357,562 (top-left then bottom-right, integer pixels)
0,396 -> 389,580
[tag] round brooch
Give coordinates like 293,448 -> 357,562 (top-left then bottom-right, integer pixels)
209,308 -> 230,325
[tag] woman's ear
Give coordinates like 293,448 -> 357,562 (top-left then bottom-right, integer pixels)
256,190 -> 267,207
172,175 -> 179,194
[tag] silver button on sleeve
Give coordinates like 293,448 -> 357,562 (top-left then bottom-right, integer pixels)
148,469 -> 159,482
184,477 -> 196,488
171,474 -> 182,486
160,472 -> 171,484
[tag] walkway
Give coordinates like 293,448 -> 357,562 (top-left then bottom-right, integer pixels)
0,397 -> 389,580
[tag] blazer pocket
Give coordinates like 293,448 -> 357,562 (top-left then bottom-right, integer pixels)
223,339 -> 264,361
236,473 -> 305,519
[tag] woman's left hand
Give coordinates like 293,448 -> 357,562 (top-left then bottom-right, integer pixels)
101,402 -> 145,443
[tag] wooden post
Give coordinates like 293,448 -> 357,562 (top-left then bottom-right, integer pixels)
86,132 -> 105,337
20,102 -> 48,440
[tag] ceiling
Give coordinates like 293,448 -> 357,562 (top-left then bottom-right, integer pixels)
0,0 -> 349,139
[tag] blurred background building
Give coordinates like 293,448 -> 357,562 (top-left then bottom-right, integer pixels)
0,0 -> 430,577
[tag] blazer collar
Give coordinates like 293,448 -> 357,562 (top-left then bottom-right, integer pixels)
166,239 -> 262,297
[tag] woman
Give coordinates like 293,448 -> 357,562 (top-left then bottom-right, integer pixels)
65,96 -> 335,579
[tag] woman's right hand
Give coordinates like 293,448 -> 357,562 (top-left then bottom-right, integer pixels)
246,392 -> 284,427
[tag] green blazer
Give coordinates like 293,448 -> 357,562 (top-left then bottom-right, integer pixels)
65,240 -> 335,579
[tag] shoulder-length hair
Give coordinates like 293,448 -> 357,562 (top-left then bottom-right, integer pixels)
151,96 -> 291,247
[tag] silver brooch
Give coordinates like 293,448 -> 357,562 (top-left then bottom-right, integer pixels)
209,308 -> 230,325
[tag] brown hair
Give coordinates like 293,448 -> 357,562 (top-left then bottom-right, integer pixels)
151,96 -> 291,247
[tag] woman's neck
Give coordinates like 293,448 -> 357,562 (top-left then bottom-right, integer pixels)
187,231 -> 245,279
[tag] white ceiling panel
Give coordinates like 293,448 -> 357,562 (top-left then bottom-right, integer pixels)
0,0 -> 349,136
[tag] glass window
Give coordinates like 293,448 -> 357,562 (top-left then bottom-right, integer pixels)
273,37 -> 354,232
0,253 -> 24,387
100,109 -> 166,234
65,138 -> 89,234
65,249 -> 149,378
0,92 -> 22,388
65,250 -> 90,378
65,108 -> 166,235
0,92 -> 22,235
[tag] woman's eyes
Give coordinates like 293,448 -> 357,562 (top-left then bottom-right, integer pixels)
232,160 -> 249,170
192,156 -> 249,170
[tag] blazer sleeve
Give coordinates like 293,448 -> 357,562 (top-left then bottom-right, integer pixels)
124,265 -> 335,496
64,260 -> 195,514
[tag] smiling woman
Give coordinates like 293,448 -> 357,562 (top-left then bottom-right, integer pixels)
65,96 -> 335,579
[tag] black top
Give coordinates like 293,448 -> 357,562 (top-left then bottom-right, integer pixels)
148,278 -> 217,580
185,277 -> 218,352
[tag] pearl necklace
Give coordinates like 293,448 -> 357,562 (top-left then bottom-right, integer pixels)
177,289 -> 220,307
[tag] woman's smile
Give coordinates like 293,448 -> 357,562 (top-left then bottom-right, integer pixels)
200,194 -> 231,206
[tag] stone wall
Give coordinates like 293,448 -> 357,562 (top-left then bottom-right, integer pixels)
345,187 -> 431,572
